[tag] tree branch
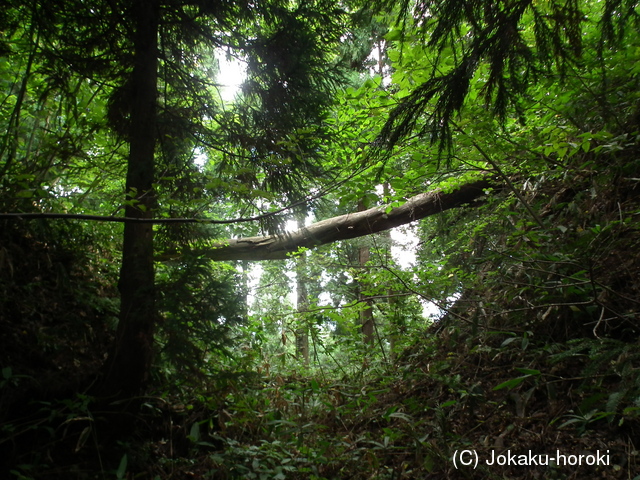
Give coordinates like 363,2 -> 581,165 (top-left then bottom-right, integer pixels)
1,178 -> 499,261
187,178 -> 498,261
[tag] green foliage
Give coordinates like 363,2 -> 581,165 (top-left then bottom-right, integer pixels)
377,0 -> 640,150
2,0 -> 640,477
155,257 -> 244,383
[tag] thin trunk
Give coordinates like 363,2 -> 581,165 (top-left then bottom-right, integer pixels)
101,0 -> 159,397
0,8 -> 38,180
358,200 -> 375,346
295,217 -> 309,366
382,182 -> 398,360
241,260 -> 250,320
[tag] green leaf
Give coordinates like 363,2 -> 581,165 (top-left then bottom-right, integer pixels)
385,29 -> 403,41
15,190 -> 33,198
493,376 -> 528,391
189,422 -> 200,442
389,411 -> 413,422
606,391 -> 624,416
558,417 -> 585,429
500,337 -> 517,347
116,454 -> 128,479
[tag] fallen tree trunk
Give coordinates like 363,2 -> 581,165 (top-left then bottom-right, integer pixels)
2,178 -> 498,262
196,178 -> 497,261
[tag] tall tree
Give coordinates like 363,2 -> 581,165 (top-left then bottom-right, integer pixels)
103,0 -> 347,396
0,0 -> 352,397
100,0 -> 159,396
295,214 -> 310,366
356,199 -> 375,346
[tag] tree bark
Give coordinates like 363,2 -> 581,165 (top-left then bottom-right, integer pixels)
357,199 -> 375,346
294,214 -> 310,365
100,0 -> 159,397
189,179 -> 496,262
295,256 -> 310,366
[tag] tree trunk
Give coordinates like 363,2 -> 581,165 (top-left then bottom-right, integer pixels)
381,182 -> 398,359
295,216 -> 310,366
100,0 -> 159,397
358,248 -> 375,346
357,200 -> 375,346
184,179 -> 495,262
240,260 -> 250,320
295,260 -> 310,366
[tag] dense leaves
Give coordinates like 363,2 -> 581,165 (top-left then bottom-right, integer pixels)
378,0 -> 640,150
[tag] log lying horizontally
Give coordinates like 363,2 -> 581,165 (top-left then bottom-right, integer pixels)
0,178 -> 498,262
197,178 -> 497,261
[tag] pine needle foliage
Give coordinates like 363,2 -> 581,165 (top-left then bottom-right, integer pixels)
376,0 -> 640,151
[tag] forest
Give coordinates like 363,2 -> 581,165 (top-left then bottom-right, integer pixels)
1,0 -> 639,478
